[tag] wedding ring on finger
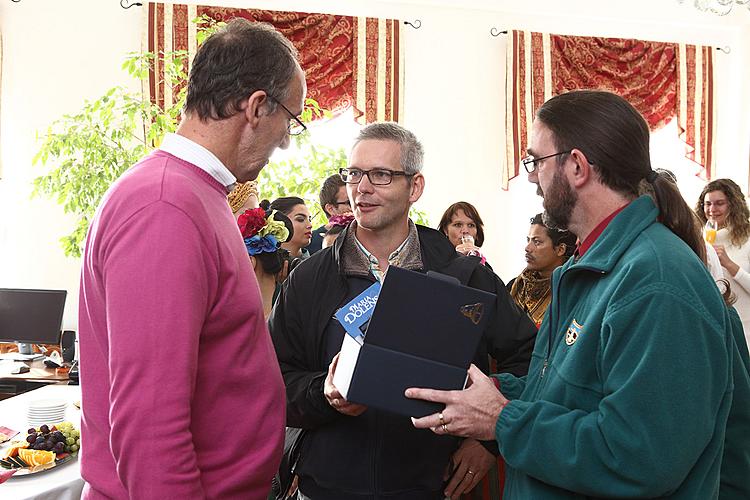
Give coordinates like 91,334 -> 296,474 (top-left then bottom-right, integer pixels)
438,412 -> 445,426
467,470 -> 475,475
441,423 -> 448,433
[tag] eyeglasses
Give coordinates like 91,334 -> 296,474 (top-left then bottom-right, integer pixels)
521,151 -> 570,173
267,94 -> 307,136
339,168 -> 414,186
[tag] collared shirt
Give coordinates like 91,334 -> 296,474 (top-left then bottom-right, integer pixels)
353,223 -> 419,282
160,133 -> 237,191
577,204 -> 629,257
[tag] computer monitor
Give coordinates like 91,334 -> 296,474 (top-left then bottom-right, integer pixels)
0,289 -> 67,351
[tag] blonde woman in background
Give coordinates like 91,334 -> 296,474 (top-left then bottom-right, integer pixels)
228,180 -> 259,218
696,178 -> 750,348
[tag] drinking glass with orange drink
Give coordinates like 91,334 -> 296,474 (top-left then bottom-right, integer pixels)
705,219 -> 718,244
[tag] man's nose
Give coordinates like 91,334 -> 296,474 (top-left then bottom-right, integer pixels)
357,174 -> 374,193
279,133 -> 291,150
527,169 -> 539,184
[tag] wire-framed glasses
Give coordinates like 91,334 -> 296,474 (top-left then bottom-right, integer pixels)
267,94 -> 307,136
521,151 -> 570,173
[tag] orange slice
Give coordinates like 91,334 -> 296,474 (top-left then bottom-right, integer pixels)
18,448 -> 55,466
2,442 -> 28,459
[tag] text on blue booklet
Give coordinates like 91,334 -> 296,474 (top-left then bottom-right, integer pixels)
334,281 -> 381,343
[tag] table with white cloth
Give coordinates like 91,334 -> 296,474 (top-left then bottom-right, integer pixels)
0,384 -> 83,500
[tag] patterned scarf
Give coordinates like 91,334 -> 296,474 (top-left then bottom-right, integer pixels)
509,268 -> 552,328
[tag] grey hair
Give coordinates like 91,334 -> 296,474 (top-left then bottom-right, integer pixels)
353,122 -> 424,175
185,19 -> 301,121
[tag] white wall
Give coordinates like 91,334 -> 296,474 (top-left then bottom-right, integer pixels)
0,1 -> 144,329
2,0 -> 749,330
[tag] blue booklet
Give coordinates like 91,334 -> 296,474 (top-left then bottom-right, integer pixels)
334,281 -> 381,344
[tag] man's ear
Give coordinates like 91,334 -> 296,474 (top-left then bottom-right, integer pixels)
569,149 -> 594,189
243,90 -> 270,129
409,173 -> 425,204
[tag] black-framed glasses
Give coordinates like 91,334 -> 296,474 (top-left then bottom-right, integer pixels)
267,94 -> 307,136
339,168 -> 414,186
521,151 -> 570,173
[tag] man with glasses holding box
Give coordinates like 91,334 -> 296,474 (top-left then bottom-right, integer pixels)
407,90 -> 748,499
270,122 -> 536,499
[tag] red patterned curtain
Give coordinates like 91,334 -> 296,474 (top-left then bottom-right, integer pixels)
676,44 -> 713,175
553,37 -> 677,128
504,31 -> 713,189
146,2 -> 403,123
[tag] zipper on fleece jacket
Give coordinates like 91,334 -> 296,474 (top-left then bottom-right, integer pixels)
535,265 -> 605,393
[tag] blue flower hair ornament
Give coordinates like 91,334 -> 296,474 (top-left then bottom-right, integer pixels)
238,207 -> 292,257
245,234 -> 279,256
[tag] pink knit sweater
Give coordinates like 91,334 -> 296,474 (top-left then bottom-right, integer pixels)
78,151 -> 285,499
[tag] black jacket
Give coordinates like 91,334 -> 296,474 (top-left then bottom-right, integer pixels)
269,224 -> 535,498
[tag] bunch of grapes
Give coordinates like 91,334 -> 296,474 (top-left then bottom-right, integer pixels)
57,422 -> 81,454
25,422 -> 80,455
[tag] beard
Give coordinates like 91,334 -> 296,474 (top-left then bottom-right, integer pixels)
541,167 -> 577,231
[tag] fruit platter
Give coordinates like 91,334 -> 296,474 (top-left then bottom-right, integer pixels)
0,422 -> 80,476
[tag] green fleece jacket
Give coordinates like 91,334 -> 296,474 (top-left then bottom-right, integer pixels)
721,307 -> 750,499
495,196 -> 735,499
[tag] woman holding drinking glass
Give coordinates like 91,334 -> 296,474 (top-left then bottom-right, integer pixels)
696,178 -> 750,347
438,201 -> 487,264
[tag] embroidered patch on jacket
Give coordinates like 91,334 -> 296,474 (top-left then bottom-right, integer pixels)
460,303 -> 484,325
565,319 -> 583,346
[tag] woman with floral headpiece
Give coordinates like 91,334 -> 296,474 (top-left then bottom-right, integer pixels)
237,204 -> 294,319
270,196 -> 313,262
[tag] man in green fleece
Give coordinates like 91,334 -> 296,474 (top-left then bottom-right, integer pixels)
408,90 -> 749,498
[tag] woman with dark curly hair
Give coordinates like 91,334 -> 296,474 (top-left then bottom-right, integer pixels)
509,213 -> 577,328
696,178 -> 750,346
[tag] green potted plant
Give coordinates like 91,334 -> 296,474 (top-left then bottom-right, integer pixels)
32,16 -> 427,258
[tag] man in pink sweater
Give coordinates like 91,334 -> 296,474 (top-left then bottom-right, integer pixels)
78,19 -> 306,499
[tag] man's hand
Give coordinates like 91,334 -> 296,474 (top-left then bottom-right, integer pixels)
713,245 -> 740,276
324,353 -> 367,416
406,365 -> 507,441
443,439 -> 495,499
276,259 -> 290,284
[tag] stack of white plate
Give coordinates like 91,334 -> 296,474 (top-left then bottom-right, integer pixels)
27,399 -> 67,428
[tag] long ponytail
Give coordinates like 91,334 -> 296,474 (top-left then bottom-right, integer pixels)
647,175 -> 706,264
